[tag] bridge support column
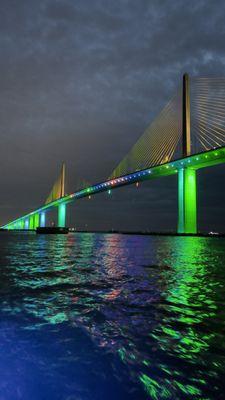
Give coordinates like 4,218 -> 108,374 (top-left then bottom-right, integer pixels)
29,215 -> 34,230
40,212 -> 46,227
20,220 -> 25,230
58,203 -> 66,227
25,219 -> 29,230
178,168 -> 197,234
34,214 -> 39,229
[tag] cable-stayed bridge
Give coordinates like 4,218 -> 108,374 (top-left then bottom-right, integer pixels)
1,74 -> 225,234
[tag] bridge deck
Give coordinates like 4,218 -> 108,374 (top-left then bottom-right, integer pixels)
2,146 -> 225,229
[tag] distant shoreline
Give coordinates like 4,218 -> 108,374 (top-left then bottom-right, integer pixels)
71,230 -> 225,238
1,228 -> 225,238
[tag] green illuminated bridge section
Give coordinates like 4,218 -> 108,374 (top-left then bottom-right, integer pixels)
1,146 -> 225,234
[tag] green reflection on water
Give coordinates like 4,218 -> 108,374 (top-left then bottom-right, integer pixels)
2,233 -> 225,399
139,374 -> 162,400
140,236 -> 224,399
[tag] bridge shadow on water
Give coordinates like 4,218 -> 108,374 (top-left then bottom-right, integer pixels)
0,232 -> 225,399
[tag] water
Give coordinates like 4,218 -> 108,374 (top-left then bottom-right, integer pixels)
0,232 -> 225,400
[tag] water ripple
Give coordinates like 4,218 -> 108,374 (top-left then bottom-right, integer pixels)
0,233 -> 225,399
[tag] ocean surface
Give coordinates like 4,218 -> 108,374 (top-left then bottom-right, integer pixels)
0,232 -> 225,400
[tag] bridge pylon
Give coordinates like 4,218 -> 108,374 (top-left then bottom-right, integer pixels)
178,168 -> 197,234
58,203 -> 66,227
182,73 -> 191,157
178,73 -> 197,234
40,212 -> 46,227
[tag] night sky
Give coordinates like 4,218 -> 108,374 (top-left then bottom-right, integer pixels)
0,0 -> 225,232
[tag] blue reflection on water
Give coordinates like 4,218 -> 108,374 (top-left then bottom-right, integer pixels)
0,232 -> 225,399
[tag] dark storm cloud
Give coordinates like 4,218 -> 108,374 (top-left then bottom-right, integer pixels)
0,0 -> 225,230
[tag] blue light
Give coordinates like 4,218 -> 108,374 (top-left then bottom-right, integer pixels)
40,212 -> 46,228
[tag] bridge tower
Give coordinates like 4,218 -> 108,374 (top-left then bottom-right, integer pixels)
178,73 -> 197,234
44,162 -> 67,228
57,163 -> 66,227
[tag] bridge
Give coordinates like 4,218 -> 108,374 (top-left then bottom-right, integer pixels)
1,74 -> 225,234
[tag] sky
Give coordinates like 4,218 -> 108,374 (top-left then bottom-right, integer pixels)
0,0 -> 225,231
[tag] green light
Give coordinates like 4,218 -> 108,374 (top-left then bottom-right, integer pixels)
34,213 -> 39,229
108,190 -> 111,195
29,215 -> 34,230
178,168 -> 197,234
58,203 -> 66,227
